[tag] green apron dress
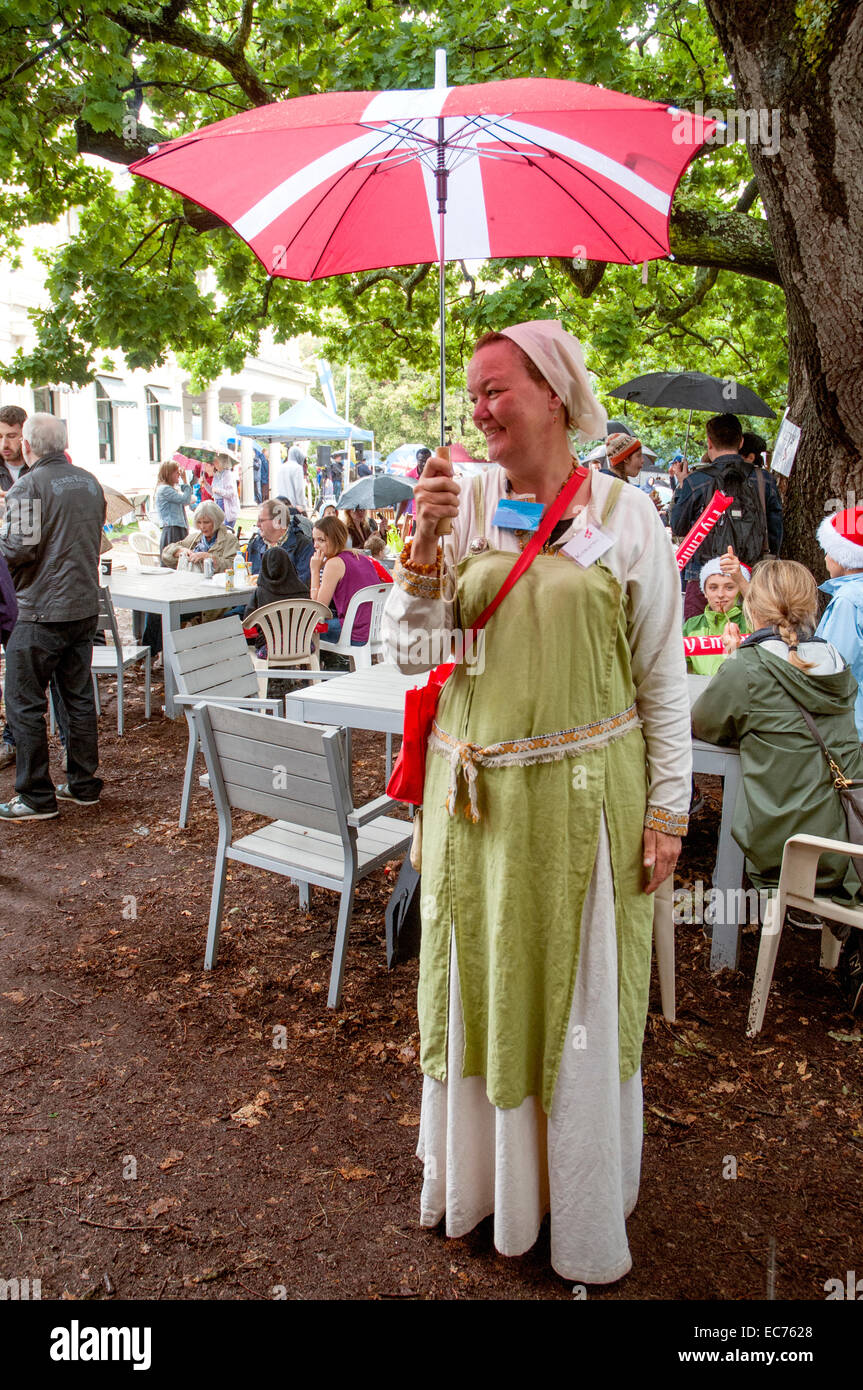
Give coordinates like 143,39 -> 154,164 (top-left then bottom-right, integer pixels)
418,483 -> 654,1113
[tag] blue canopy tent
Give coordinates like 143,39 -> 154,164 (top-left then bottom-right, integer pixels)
236,397 -> 373,442
237,399 -> 373,497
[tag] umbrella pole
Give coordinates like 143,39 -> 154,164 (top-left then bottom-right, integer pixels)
435,48 -> 448,450
683,408 -> 693,460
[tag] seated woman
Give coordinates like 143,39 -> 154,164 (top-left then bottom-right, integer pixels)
683,551 -> 751,674
309,514 -> 381,644
691,558 -> 863,894
153,461 -> 192,556
162,500 -> 238,573
143,502 -> 239,659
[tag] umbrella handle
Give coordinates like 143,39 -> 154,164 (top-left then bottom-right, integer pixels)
432,446 -> 453,536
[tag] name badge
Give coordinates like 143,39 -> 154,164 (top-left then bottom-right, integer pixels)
561,522 -> 614,567
491,499 -> 544,532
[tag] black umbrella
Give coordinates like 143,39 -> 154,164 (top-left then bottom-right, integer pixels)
609,370 -> 776,458
337,475 -> 414,511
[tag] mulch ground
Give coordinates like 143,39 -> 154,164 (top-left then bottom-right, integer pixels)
0,664 -> 861,1302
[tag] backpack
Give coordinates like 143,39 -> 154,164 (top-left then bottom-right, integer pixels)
696,455 -> 770,567
283,517 -> 313,587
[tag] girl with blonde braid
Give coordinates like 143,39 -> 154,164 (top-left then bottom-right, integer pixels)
692,559 -> 863,892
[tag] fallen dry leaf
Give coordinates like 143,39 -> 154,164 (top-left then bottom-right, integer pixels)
231,1090 -> 271,1126
146,1196 -> 179,1218
338,1165 -> 376,1181
159,1149 -> 184,1171
397,1112 -> 421,1127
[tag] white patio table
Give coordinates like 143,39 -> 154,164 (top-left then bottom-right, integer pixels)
284,664 -> 745,971
106,568 -> 256,717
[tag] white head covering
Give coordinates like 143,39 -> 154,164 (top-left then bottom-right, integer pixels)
699,556 -> 750,593
499,320 -> 607,442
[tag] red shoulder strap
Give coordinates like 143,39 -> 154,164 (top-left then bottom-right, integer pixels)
469,467 -> 587,638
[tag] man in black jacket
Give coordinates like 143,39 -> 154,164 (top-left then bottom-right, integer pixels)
0,414 -> 106,820
671,413 -> 772,621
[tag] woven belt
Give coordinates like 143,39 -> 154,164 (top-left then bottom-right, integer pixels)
429,703 -> 641,822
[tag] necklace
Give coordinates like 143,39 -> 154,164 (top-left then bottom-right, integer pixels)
506,457 -> 587,555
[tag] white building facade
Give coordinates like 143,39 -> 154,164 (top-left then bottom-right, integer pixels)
0,216 -> 314,502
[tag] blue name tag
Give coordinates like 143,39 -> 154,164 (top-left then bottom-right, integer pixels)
491,499 -> 545,531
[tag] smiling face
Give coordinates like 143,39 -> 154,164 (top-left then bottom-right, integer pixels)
704,574 -> 740,613
467,340 -> 559,468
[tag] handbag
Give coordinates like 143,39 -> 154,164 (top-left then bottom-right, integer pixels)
792,701 -> 863,845
386,465 -> 588,806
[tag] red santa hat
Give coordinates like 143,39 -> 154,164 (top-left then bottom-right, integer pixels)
817,508 -> 863,570
699,556 -> 751,592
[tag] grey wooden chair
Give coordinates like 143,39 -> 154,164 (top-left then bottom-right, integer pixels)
164,615 -> 283,828
192,701 -> 412,1008
91,586 -> 151,736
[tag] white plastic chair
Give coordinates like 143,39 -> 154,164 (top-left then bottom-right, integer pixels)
747,833 -> 863,1036
129,531 -> 161,567
243,597 -> 332,697
163,615 -> 283,828
192,701 -> 412,1007
319,583 -> 391,670
90,586 -> 151,736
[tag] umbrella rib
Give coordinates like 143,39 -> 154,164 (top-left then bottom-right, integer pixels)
270,125 -> 418,279
473,115 -> 669,258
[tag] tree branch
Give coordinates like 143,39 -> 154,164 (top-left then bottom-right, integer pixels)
668,201 -> 779,283
105,5 -> 270,105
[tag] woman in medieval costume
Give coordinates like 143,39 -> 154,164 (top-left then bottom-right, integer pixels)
382,321 -> 692,1284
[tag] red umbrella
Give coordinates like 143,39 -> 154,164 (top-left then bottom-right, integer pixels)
132,55 -> 715,441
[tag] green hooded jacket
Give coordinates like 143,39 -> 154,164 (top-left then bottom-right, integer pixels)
691,636 -> 863,889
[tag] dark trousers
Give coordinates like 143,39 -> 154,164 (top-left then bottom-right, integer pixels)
5,617 -> 103,812
683,578 -> 707,621
3,634 -> 69,749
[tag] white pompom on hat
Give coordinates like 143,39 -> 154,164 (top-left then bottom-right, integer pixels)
699,556 -> 751,592
817,508 -> 863,570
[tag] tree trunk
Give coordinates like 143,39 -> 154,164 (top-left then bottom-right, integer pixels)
704,0 -> 863,573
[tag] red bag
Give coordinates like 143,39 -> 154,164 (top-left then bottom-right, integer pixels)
386,467 -> 587,806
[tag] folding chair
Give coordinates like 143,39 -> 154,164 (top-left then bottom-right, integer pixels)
193,701 -> 412,1007
90,586 -> 151,736
164,615 -> 282,828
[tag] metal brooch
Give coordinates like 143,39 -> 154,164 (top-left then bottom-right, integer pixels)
469,537 -> 488,554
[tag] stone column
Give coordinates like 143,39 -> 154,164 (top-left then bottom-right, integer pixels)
239,391 -> 254,503
203,385 -> 220,443
267,394 -> 281,497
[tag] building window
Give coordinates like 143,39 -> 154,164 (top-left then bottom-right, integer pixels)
96,382 -> 114,464
146,389 -> 161,463
33,386 -> 60,414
